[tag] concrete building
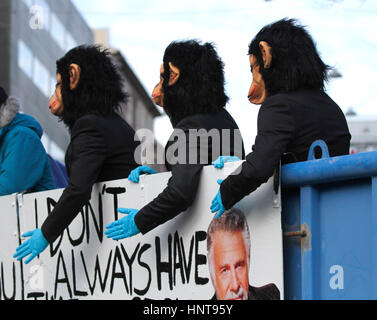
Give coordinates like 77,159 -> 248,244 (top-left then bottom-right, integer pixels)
1,1 -> 162,166
0,0 -> 93,161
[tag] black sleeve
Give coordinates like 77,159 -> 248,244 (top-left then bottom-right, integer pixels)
134,126 -> 205,234
41,117 -> 107,243
134,163 -> 203,234
220,102 -> 295,209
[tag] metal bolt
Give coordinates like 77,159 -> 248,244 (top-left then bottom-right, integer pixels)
283,230 -> 307,238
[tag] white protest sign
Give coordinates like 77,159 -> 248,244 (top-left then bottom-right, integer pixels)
0,194 -> 23,300
2,162 -> 284,300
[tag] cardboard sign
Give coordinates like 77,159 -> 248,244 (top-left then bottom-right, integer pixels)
0,194 -> 23,300
0,162 -> 283,300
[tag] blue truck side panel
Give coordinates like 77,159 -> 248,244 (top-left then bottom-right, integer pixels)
281,150 -> 377,300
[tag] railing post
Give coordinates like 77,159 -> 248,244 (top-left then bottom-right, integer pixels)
300,185 -> 318,300
371,177 -> 377,297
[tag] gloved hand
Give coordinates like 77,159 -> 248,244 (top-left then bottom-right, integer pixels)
128,165 -> 157,183
212,156 -> 240,169
210,179 -> 226,219
13,228 -> 49,264
105,208 -> 140,240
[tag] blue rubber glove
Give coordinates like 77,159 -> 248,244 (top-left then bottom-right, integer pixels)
105,208 -> 140,240
13,228 -> 49,264
128,166 -> 157,183
210,179 -> 226,219
212,156 -> 240,169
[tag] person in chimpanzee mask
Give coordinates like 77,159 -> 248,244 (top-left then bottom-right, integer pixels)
14,45 -> 140,264
210,18 -> 351,218
105,40 -> 245,240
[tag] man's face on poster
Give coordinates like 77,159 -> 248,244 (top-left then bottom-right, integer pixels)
211,230 -> 249,300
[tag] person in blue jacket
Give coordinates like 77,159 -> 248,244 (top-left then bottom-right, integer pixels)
0,86 -> 55,196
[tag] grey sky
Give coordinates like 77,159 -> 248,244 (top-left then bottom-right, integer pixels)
72,0 -> 377,149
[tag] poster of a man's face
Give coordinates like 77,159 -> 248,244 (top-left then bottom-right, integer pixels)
207,208 -> 280,300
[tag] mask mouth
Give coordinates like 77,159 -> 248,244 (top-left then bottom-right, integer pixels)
248,85 -> 258,102
49,101 -> 57,109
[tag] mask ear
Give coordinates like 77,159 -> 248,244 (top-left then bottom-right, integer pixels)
69,63 -> 81,90
259,41 -> 272,69
168,62 -> 180,85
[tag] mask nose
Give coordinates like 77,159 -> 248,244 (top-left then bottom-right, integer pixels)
152,83 -> 163,106
152,84 -> 160,99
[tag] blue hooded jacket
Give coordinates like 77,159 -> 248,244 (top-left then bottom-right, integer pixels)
0,99 -> 55,196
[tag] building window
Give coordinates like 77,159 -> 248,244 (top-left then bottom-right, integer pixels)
23,0 -> 33,9
41,134 -> 65,162
50,140 -> 65,163
33,57 -> 50,97
18,40 -> 33,78
18,40 -> 57,98
50,13 -> 66,51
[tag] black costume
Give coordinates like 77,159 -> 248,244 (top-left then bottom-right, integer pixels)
220,89 -> 351,209
134,108 -> 245,234
42,113 -> 139,243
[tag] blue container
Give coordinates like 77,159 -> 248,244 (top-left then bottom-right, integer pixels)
281,141 -> 377,300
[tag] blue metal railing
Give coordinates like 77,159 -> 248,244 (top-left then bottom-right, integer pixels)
282,147 -> 377,188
